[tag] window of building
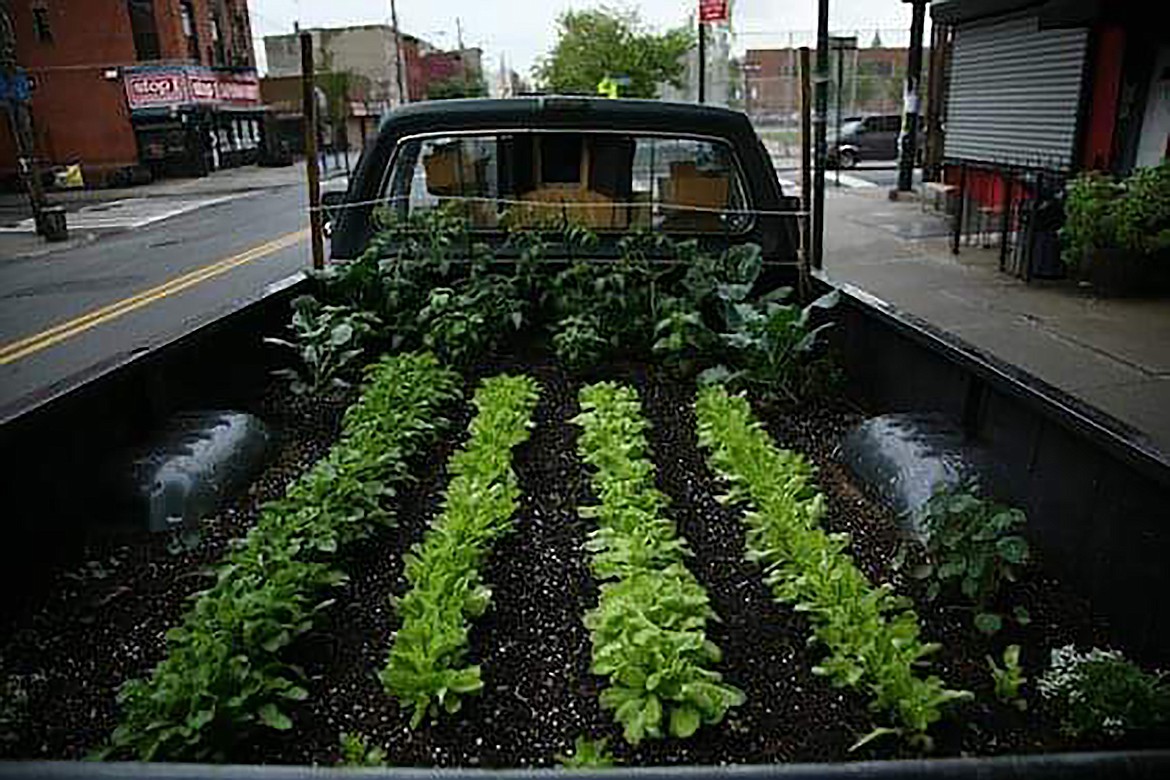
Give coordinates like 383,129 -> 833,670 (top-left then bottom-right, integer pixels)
32,5 -> 52,44
180,2 -> 200,61
210,13 -> 225,65
126,1 -> 160,60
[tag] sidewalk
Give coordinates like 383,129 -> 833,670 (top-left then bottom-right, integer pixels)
0,157 -> 350,209
823,189 -> 1170,459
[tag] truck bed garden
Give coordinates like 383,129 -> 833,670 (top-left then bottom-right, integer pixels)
3,353 -> 1150,766
2,213 -> 1167,767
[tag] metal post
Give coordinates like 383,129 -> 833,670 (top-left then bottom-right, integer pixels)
812,0 -> 829,270
835,45 -> 843,188
698,22 -> 706,104
800,47 -> 813,296
301,31 -> 325,270
1,3 -> 51,238
952,162 -> 967,255
896,0 -> 928,192
999,171 -> 1014,272
390,0 -> 406,105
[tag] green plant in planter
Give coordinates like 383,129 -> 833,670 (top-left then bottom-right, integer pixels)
265,295 -> 380,395
1114,162 -> 1170,257
556,735 -> 617,768
1038,645 -> 1170,739
700,284 -> 840,403
988,644 -> 1027,710
1060,171 -> 1121,271
902,485 -> 1030,634
338,731 -> 388,766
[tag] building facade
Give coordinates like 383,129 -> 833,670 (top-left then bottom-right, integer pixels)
264,25 -> 407,111
0,1 -> 263,186
930,0 -> 1169,216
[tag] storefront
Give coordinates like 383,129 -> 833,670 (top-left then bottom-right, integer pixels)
123,66 -> 265,178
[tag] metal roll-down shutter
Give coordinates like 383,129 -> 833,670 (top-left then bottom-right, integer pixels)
944,14 -> 1088,169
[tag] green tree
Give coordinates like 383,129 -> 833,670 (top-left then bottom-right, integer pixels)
534,7 -> 694,99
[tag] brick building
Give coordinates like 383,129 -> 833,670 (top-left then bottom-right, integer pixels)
1,1 -> 263,186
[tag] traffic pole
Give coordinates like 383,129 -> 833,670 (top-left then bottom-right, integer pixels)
812,0 -> 829,270
896,0 -> 928,193
697,21 -> 706,104
301,31 -> 325,270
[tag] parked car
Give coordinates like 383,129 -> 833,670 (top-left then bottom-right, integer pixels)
827,114 -> 924,168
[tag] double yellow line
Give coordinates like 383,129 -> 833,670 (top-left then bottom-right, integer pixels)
0,229 -> 308,366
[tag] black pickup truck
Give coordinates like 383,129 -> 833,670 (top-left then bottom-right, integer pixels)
1,98 -> 1168,779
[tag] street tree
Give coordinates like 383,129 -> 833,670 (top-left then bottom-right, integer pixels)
534,7 -> 694,99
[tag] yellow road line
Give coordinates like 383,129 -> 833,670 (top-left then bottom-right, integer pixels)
0,229 -> 308,366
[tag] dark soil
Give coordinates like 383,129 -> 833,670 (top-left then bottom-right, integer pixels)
0,385 -> 356,758
0,356 -> 1148,765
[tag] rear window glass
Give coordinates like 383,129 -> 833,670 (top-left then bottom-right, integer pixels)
381,132 -> 751,234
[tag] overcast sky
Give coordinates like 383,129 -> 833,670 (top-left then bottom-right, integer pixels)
248,1 -> 922,78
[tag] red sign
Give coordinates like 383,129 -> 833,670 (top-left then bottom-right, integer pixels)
123,67 -> 260,110
699,0 -> 729,23
124,71 -> 189,107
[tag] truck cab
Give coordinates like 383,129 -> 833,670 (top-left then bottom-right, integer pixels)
329,97 -> 800,270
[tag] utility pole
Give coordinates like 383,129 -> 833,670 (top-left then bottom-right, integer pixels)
1,1 -> 56,239
697,21 -> 706,104
896,0 -> 928,193
812,0 -> 829,270
799,47 -> 813,298
390,0 -> 406,105
301,31 -> 324,270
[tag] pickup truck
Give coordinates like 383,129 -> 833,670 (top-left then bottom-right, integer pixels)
1,98 -> 1167,779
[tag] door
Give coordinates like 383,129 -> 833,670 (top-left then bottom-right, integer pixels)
1136,45 -> 1170,167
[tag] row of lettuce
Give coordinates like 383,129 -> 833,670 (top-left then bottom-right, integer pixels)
103,358 -> 1071,761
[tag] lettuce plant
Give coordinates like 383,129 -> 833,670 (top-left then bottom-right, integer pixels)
105,353 -> 461,760
381,374 -> 540,727
574,382 -> 744,744
694,386 -> 970,749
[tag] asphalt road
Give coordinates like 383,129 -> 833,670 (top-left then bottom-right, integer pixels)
0,183 -> 315,422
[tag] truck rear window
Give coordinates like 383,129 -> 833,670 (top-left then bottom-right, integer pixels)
380,132 -> 752,234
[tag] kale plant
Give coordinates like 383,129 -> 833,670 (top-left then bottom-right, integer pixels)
266,295 -> 380,396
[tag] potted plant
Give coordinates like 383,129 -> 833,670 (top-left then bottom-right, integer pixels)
1060,163 -> 1170,296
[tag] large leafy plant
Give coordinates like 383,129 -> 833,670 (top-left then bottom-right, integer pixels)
266,295 -> 380,396
695,386 -> 970,749
574,382 -> 744,744
904,485 -> 1030,634
381,374 -> 540,727
105,354 -> 461,760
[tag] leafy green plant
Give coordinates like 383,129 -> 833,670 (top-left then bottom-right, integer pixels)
701,285 -> 839,403
556,735 -> 617,768
266,295 -> 381,395
381,374 -> 540,727
574,382 -> 744,745
906,485 -> 1030,634
1038,645 -> 1170,739
1060,171 -> 1121,269
338,731 -> 388,767
694,386 -> 970,748
552,313 -> 609,369
104,353 -> 461,760
988,644 -> 1027,710
1060,162 -> 1170,269
1114,162 -> 1170,256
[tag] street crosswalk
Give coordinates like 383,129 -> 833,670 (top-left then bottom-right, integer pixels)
0,194 -> 247,233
